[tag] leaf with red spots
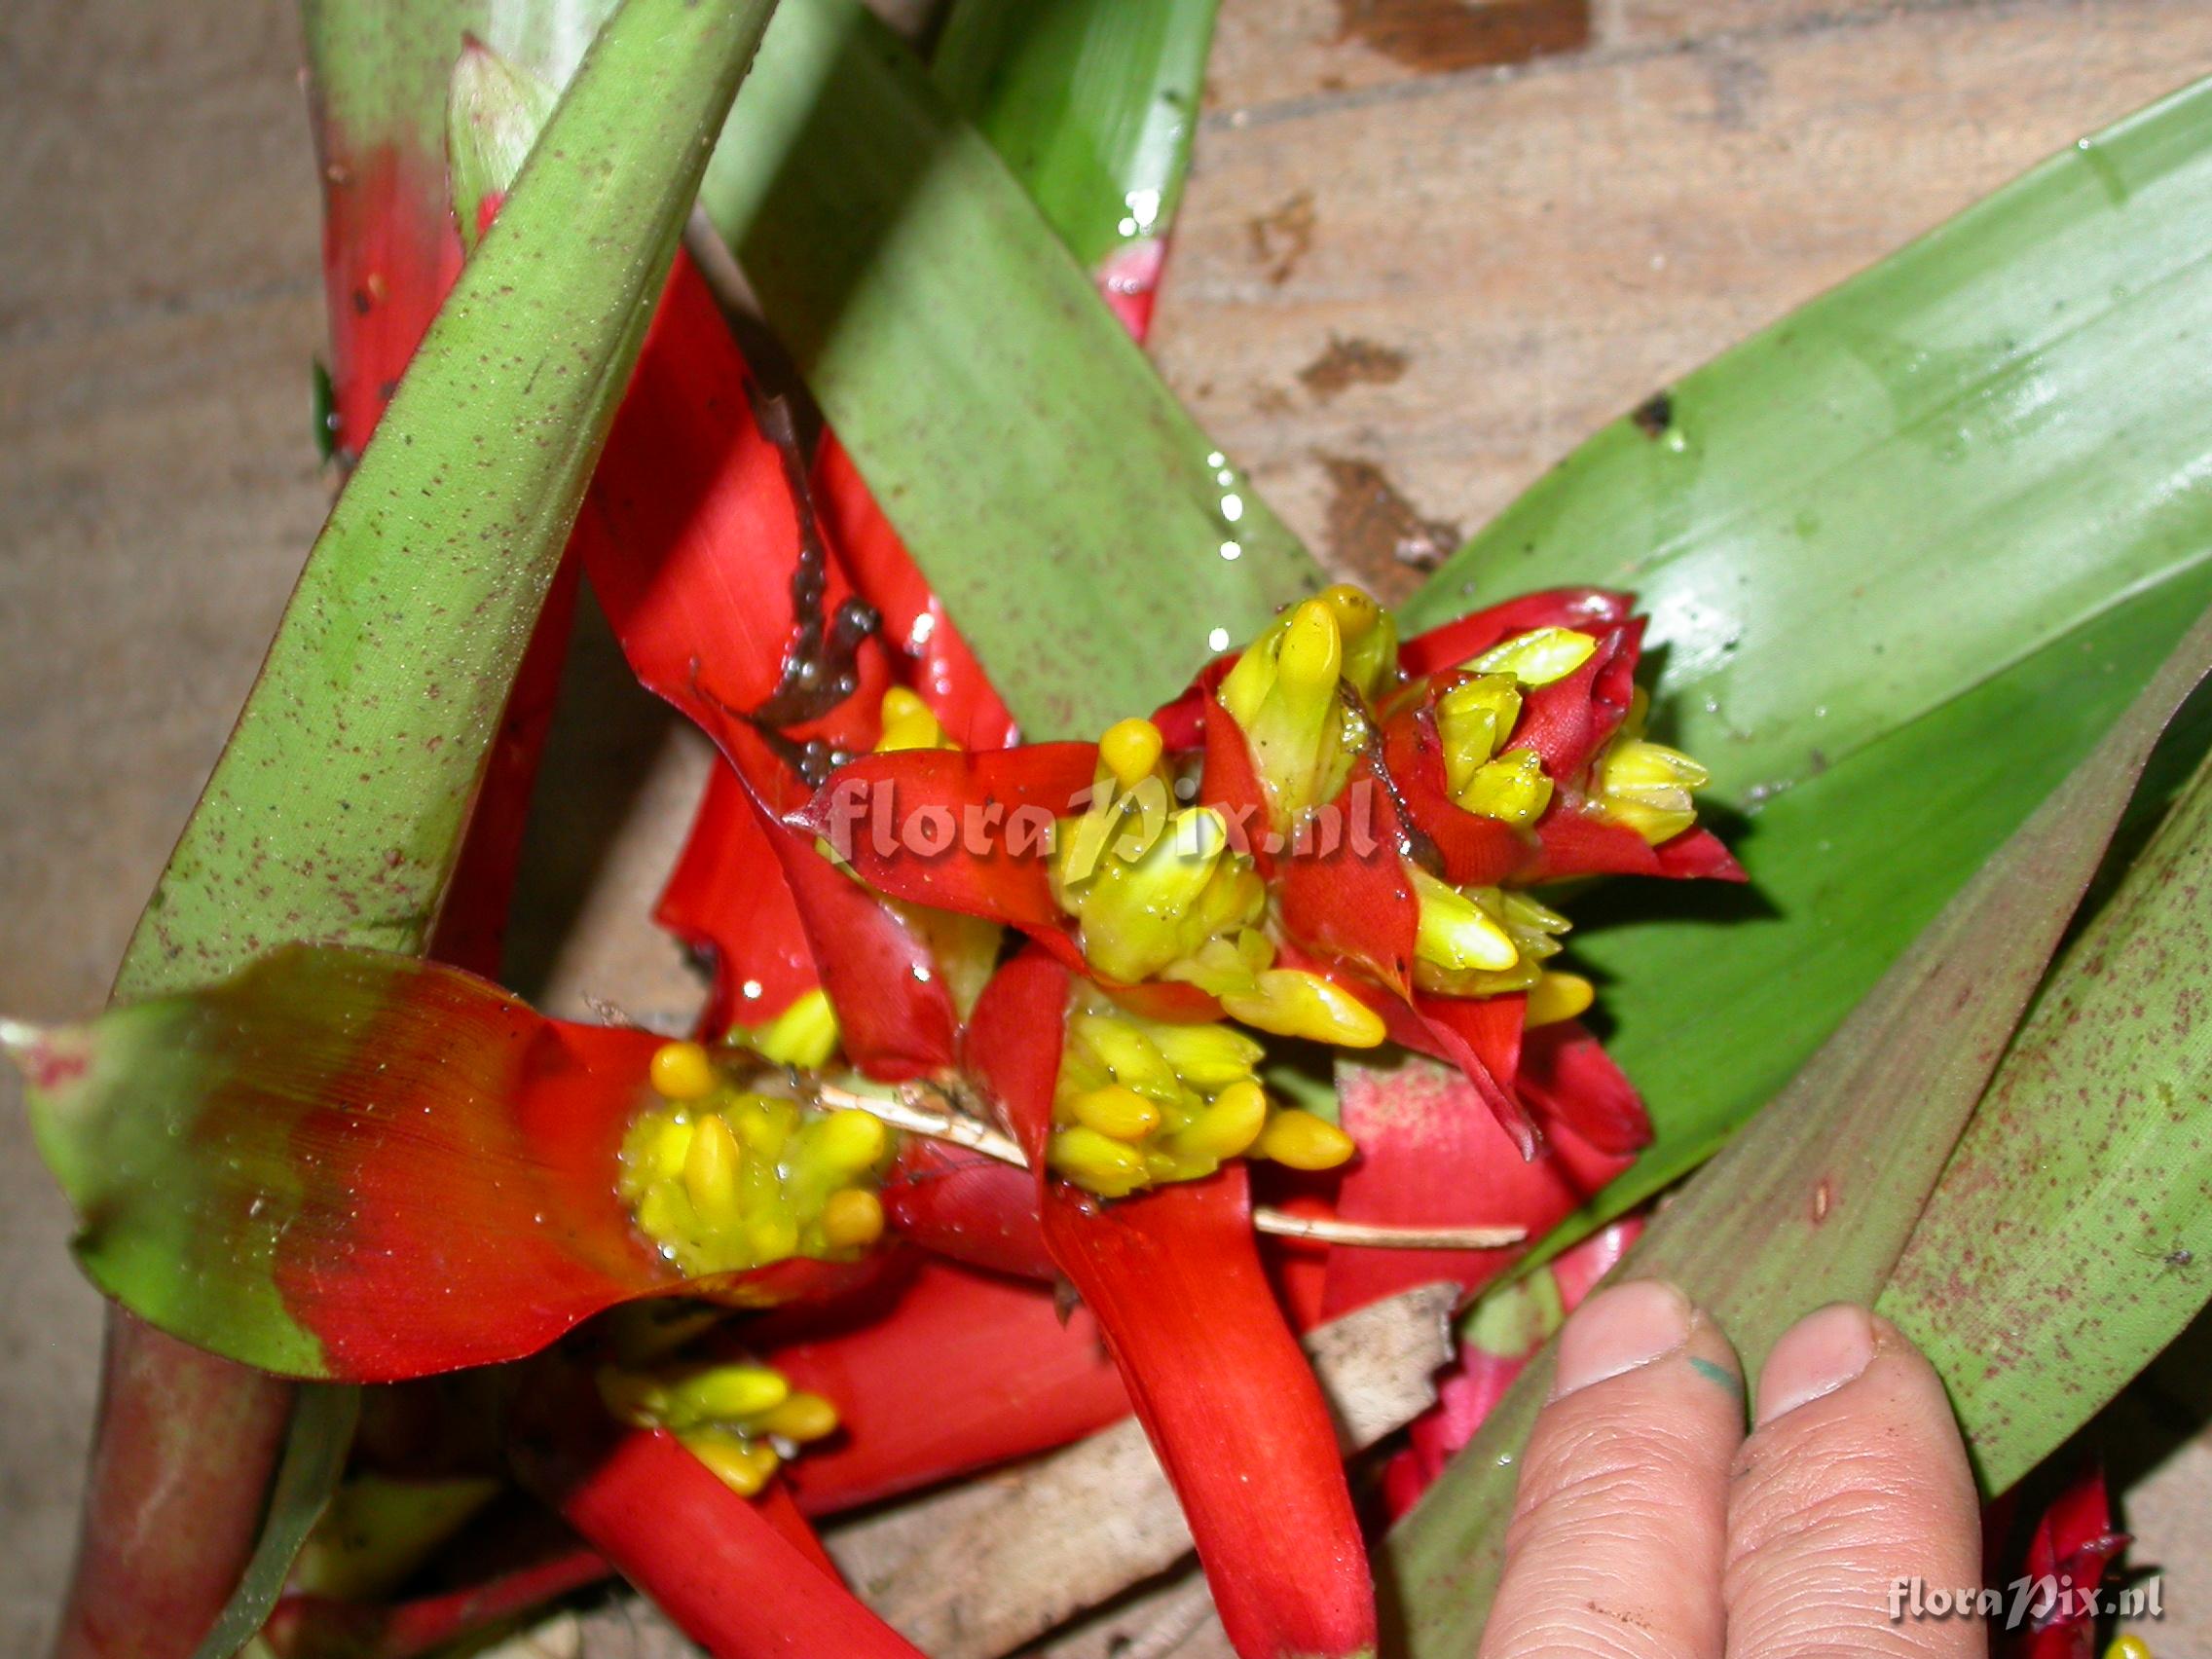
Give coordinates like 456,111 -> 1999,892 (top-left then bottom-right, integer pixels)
9,946 -> 872,1382
1385,608 -> 2212,1649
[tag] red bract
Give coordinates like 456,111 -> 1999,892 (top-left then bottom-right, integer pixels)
510,1366 -> 927,1659
967,953 -> 1378,1659
575,254 -> 966,1076
753,1258 -> 1132,1515
1995,1466 -> 2130,1659
1318,1055 -> 1635,1317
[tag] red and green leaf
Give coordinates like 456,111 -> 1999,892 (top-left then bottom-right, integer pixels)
9,946 -> 869,1382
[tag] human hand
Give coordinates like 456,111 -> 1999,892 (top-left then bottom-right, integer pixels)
1480,1282 -> 1983,1657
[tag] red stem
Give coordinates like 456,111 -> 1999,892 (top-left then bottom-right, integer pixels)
51,1323 -> 293,1659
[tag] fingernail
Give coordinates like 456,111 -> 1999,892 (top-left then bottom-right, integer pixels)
1756,1304 -> 1876,1424
1551,1279 -> 1691,1398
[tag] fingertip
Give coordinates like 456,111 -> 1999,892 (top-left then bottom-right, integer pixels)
1754,1302 -> 1877,1425
1551,1277 -> 1693,1399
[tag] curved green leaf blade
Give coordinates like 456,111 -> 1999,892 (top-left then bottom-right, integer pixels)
1382,604 -> 2212,1650
1881,743 -> 2212,1493
186,1386 -> 361,1659
933,0 -> 1216,275
1402,77 -> 2212,1260
120,0 -> 779,1001
699,0 -> 1320,737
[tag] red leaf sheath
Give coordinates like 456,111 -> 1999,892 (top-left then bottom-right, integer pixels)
756,1257 -> 1131,1516
1317,1048 -> 1634,1317
511,1370 -> 926,1659
968,954 -> 1379,1659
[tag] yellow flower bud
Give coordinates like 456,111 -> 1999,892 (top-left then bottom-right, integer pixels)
1069,1013 -> 1180,1099
1275,599 -> 1344,695
1436,674 -> 1523,787
1166,1079 -> 1270,1162
820,1187 -> 885,1249
1098,718 -> 1166,790
1255,1109 -> 1357,1171
664,1363 -> 790,1424
1319,584 -> 1381,644
1526,970 -> 1597,1028
1048,1125 -> 1152,1198
876,686 -> 952,754
1454,748 -> 1554,826
681,1427 -> 780,1496
1067,1084 -> 1163,1142
1468,626 -> 1598,686
810,1108 -> 889,1173
1412,868 -> 1520,974
650,1040 -> 719,1102
1142,1019 -> 1266,1093
1220,969 -> 1386,1048
748,987 -> 840,1069
682,1113 -> 746,1234
758,1390 -> 840,1444
746,1211 -> 799,1262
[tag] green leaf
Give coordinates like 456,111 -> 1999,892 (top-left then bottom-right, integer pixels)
186,1386 -> 361,1659
1382,604 -> 2212,1651
1403,77 -> 2212,1265
698,0 -> 1321,737
933,0 -> 1217,273
1881,740 -> 2212,1493
446,37 -> 562,254
120,0 -> 780,1002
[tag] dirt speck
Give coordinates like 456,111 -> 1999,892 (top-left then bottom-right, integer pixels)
1335,0 -> 1590,74
1247,191 -> 1317,285
1298,336 -> 1410,400
1319,456 -> 1461,579
1632,389 -> 1674,438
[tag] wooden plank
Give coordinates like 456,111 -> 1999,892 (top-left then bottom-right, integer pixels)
1158,0 -> 2212,598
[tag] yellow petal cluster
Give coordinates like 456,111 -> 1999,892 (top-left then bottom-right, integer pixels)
622,1042 -> 892,1275
1047,994 -> 1354,1197
599,1358 -> 840,1497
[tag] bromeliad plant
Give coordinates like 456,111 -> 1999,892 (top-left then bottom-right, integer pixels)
13,0 -> 2212,1656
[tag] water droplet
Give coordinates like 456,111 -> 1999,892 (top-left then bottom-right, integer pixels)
1205,451 -> 1225,468
909,611 -> 937,645
911,965 -> 934,983
741,979 -> 763,1001
1207,627 -> 1232,652
1221,493 -> 1244,523
1219,540 -> 1242,561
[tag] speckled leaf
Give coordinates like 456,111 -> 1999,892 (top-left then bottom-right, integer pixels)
1403,78 -> 2212,1266
1881,744 -> 2212,1493
698,0 -> 1320,738
1383,605 -> 2212,1653
120,0 -> 778,1002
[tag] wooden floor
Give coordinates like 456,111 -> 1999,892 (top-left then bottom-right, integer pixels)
3,0 -> 2209,1651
